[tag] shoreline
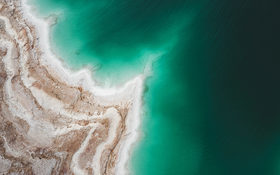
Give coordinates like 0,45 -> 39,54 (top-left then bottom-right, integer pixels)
0,0 -> 146,174
21,1 -> 146,174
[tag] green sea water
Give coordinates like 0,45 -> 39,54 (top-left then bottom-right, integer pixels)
30,0 -> 280,174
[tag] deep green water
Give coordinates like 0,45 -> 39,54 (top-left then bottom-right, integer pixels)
30,0 -> 280,174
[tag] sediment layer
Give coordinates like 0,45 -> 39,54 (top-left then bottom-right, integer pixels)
0,0 -> 143,174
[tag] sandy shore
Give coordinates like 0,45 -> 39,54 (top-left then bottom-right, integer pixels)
0,0 -> 144,174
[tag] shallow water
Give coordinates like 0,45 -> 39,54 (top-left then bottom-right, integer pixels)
30,0 -> 280,174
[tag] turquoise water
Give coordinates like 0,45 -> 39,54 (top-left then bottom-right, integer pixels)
30,0 -> 280,174
29,0 -> 187,85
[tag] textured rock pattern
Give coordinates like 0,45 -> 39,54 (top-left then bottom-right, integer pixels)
0,0 -> 142,174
